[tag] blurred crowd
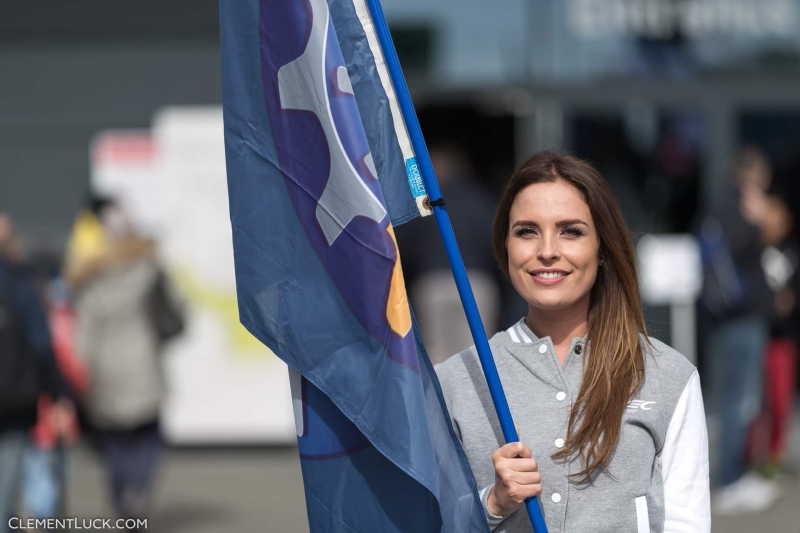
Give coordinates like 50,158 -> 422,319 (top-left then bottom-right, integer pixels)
699,148 -> 799,515
0,199 -> 184,532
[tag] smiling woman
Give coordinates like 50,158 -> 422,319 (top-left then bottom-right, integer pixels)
506,181 -> 600,313
435,152 -> 711,533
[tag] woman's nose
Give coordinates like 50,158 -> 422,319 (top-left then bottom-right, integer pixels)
537,233 -> 560,262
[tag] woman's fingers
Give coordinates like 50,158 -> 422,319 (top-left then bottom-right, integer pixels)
496,457 -> 537,474
490,440 -> 542,515
493,451 -> 537,472
500,476 -> 543,501
508,458 -> 538,474
494,442 -> 522,459
512,471 -> 542,486
518,443 -> 532,459
494,441 -> 533,460
497,464 -> 540,484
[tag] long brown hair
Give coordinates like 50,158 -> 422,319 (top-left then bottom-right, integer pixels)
493,151 -> 648,483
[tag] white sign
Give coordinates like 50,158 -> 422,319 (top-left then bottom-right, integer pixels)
637,234 -> 703,364
637,233 -> 702,305
569,0 -> 797,39
153,107 -> 295,444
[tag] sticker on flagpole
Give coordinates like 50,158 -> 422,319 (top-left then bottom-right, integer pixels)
405,157 -> 432,216
405,157 -> 426,198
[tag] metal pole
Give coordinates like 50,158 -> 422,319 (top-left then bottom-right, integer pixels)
363,1 -> 548,531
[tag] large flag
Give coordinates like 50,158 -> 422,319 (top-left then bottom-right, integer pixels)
219,0 -> 489,531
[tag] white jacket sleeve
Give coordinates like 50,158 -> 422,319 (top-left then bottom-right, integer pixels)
660,370 -> 711,533
479,485 -> 507,531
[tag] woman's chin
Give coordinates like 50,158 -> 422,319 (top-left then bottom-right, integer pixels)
528,298 -> 570,312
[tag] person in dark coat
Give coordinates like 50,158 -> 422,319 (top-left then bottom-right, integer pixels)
0,214 -> 70,533
700,149 -> 776,515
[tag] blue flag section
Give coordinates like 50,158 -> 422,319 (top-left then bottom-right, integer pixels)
219,0 -> 488,530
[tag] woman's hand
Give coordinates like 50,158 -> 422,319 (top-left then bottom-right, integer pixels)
487,441 -> 542,516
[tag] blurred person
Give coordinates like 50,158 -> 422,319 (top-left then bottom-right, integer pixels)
64,197 -> 184,521
0,214 -> 70,533
698,148 -> 775,514
437,153 -> 709,533
22,278 -> 88,521
396,143 -> 501,363
746,194 -> 799,479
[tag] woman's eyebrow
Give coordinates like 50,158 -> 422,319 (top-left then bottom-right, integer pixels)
511,220 -> 538,228
511,219 -> 588,228
556,219 -> 589,227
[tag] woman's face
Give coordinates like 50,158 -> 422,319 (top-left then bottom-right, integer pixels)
100,205 -> 131,241
507,180 -> 600,314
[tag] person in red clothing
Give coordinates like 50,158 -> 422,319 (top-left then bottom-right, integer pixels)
748,194 -> 799,477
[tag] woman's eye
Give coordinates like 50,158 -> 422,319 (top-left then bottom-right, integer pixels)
562,226 -> 584,237
514,227 -> 536,237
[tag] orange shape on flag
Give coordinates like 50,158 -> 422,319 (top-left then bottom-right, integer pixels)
386,225 -> 412,337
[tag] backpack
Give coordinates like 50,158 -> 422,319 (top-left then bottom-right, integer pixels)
697,216 -> 751,319
147,269 -> 185,344
0,269 -> 42,420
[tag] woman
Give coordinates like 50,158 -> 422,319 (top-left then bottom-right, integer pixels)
436,153 -> 710,533
65,198 -> 180,520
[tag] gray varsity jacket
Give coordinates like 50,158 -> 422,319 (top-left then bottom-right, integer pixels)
435,318 -> 710,533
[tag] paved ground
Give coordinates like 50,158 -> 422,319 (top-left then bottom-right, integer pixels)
69,445 -> 310,533
711,474 -> 800,533
66,432 -> 800,533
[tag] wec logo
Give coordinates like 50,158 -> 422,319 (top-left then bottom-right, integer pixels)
625,400 -> 657,413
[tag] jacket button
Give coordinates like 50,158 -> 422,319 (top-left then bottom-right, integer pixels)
574,344 -> 583,354
538,344 -> 547,354
555,438 -> 565,448
552,493 -> 562,503
556,391 -> 566,401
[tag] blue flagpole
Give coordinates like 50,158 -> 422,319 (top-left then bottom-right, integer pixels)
363,1 -> 548,532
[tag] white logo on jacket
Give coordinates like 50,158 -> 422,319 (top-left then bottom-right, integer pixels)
625,400 -> 657,413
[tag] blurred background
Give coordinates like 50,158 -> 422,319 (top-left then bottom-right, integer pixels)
1,0 -> 800,531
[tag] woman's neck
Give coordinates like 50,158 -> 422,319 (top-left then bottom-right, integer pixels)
526,301 -> 589,365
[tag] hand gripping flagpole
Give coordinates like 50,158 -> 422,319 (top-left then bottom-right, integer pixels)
363,2 -> 548,532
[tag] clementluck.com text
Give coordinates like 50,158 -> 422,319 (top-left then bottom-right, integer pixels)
9,518 -> 147,530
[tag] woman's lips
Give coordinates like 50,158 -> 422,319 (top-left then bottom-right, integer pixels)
530,271 -> 569,286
